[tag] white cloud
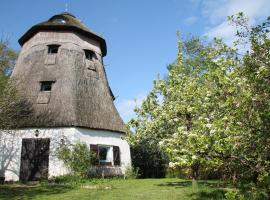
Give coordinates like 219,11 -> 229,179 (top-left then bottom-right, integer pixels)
116,94 -> 146,122
202,0 -> 270,23
202,0 -> 270,43
205,21 -> 237,45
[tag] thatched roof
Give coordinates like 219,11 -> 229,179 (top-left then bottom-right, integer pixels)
19,12 -> 107,56
11,13 -> 125,133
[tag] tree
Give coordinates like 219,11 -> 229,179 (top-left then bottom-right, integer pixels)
0,39 -> 17,91
126,133 -> 168,178
0,40 -> 35,180
228,13 -> 270,197
0,39 -> 33,130
128,14 -> 270,198
129,34 -> 240,180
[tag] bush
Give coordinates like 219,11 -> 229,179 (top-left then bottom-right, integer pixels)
166,167 -> 190,179
56,142 -> 92,177
124,166 -> 139,179
225,191 -> 245,200
130,140 -> 168,178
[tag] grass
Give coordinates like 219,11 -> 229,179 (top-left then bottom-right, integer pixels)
0,178 -> 234,200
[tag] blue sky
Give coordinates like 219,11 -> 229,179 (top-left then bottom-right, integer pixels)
0,0 -> 269,121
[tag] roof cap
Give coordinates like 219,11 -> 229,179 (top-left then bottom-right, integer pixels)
18,12 -> 107,56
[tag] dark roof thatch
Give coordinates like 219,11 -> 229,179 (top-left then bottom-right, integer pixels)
19,12 -> 107,56
11,13 -> 125,133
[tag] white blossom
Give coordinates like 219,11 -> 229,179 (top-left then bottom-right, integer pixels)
173,118 -> 179,122
159,141 -> 164,146
189,133 -> 197,138
204,117 -> 210,122
178,126 -> 186,131
206,123 -> 212,128
169,162 -> 177,169
192,155 -> 197,160
210,129 -> 216,134
187,107 -> 193,112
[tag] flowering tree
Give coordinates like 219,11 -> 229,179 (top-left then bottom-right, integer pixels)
128,13 -> 270,196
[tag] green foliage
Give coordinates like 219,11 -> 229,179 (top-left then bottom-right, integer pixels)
56,142 -> 92,177
0,39 -> 17,105
124,166 -> 139,179
128,34 -> 240,179
0,39 -> 17,93
0,39 -> 33,130
127,13 -> 270,197
225,190 -> 245,200
48,175 -> 86,187
126,132 -> 168,178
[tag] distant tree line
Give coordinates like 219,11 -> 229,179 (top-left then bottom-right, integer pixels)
0,39 -> 33,130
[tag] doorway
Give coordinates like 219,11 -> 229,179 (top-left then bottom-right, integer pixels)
19,138 -> 50,181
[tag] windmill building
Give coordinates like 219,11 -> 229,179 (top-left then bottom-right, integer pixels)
2,12 -> 131,181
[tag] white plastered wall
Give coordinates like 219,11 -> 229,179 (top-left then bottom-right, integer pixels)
0,127 -> 131,181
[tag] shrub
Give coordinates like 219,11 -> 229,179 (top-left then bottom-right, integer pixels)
225,191 -> 245,200
124,166 -> 139,179
130,140 -> 168,178
56,142 -> 92,177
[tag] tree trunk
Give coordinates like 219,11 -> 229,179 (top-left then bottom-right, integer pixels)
0,171 -> 4,184
191,162 -> 200,180
266,187 -> 270,200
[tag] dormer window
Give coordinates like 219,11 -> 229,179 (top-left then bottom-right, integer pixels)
52,17 -> 66,24
40,81 -> 54,91
84,49 -> 95,61
48,45 -> 60,54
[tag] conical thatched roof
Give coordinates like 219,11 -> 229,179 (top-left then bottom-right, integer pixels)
19,12 -> 107,56
11,13 -> 125,133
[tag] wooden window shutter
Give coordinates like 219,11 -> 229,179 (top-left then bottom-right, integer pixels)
113,146 -> 120,166
90,144 -> 99,165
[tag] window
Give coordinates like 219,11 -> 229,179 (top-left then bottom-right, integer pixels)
90,144 -> 120,166
48,45 -> 60,54
98,145 -> 112,166
99,146 -> 110,162
40,81 -> 54,92
84,49 -> 95,60
52,17 -> 66,24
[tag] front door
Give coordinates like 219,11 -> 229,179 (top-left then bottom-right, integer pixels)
19,138 -> 50,181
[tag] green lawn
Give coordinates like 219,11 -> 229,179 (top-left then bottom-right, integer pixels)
0,178 -> 233,200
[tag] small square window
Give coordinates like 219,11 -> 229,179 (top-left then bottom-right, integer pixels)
40,81 -> 54,91
48,45 -> 60,54
84,49 -> 95,60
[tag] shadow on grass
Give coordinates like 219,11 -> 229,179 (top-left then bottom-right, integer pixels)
156,180 -> 231,189
198,180 -> 232,189
190,189 -> 226,200
156,180 -> 229,199
156,180 -> 192,188
0,183 -> 74,200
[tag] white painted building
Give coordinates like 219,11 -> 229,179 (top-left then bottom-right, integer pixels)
0,12 -> 131,181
